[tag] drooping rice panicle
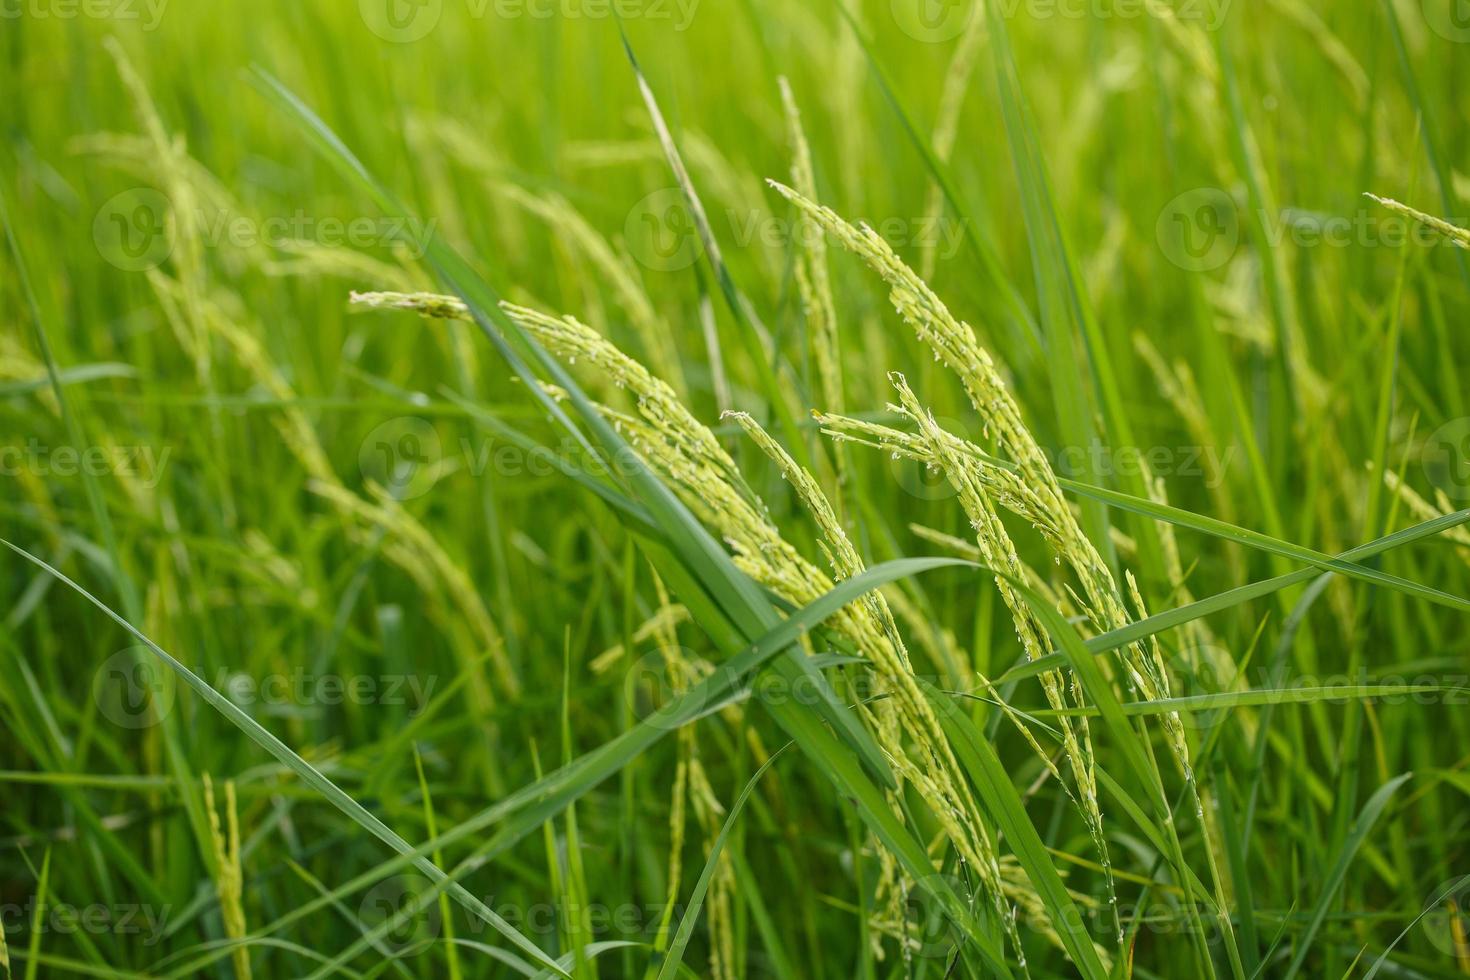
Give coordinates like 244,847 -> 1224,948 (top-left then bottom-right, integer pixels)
771,180 -> 1191,758
352,287 -> 1091,964
1366,194 -> 1470,248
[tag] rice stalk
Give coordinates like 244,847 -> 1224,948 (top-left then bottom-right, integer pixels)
1366,194 -> 1470,248
351,288 -> 1078,965
202,774 -> 250,980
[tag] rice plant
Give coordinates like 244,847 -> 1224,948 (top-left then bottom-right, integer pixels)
3,2 -> 1470,978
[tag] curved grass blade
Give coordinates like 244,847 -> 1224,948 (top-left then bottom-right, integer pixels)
156,555 -> 981,980
1280,773 -> 1413,980
0,540 -> 571,979
654,745 -> 793,980
923,681 -> 1111,979
998,510 -> 1470,684
936,438 -> 1470,613
616,22 -> 813,471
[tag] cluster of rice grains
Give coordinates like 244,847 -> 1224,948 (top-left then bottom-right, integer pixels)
343,82 -> 1219,977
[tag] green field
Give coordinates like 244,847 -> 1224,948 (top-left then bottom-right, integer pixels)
3,1 -> 1470,976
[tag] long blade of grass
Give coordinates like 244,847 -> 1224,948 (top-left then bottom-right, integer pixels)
923,681 -> 1111,979
654,745 -> 792,980
140,553 -> 981,980
1280,773 -> 1413,980
832,1 -> 1042,359
998,509 -> 1470,684
0,540 -> 570,978
616,23 -> 814,471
